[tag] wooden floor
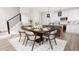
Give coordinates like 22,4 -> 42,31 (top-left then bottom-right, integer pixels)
64,33 -> 79,51
0,32 -> 79,51
0,39 -> 16,51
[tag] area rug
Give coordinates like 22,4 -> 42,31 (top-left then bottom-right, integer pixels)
8,37 -> 67,51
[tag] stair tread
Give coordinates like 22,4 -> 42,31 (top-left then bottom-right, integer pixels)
0,33 -> 11,40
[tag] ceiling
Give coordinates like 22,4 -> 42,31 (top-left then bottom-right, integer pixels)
20,7 -> 79,13
39,7 -> 79,12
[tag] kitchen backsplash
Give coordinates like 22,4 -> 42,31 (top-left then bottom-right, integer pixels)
49,21 -> 79,25
67,21 -> 79,25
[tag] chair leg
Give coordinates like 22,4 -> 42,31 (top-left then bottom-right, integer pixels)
48,35 -> 53,50
42,39 -> 44,44
39,42 -> 41,45
31,35 -> 36,51
53,35 -> 57,45
19,33 -> 21,42
23,36 -> 26,45
25,36 -> 29,46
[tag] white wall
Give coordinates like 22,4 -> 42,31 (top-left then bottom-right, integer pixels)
41,12 -> 52,25
20,7 -> 41,26
0,7 -> 20,32
41,8 -> 79,22
20,7 -> 30,25
41,11 -> 60,25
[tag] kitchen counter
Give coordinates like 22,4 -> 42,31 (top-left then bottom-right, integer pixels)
43,25 -> 64,38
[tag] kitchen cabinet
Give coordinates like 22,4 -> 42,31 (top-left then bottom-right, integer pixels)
66,22 -> 79,34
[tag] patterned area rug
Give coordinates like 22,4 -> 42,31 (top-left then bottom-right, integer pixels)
9,37 -> 67,51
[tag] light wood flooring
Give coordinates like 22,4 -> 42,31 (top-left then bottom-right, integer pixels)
64,33 -> 79,51
0,39 -> 16,51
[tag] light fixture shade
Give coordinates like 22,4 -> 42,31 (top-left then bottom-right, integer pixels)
58,11 -> 62,17
47,13 -> 50,18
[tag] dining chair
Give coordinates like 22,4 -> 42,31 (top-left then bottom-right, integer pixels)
24,31 -> 42,51
49,30 -> 57,45
24,30 -> 35,46
44,30 -> 57,45
19,25 -> 34,45
21,25 -> 42,51
19,30 -> 26,45
43,29 -> 58,50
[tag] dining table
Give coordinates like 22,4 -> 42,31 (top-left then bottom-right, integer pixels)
22,26 -> 49,41
21,25 -> 60,50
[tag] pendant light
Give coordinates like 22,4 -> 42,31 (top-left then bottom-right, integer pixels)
47,7 -> 50,18
58,8 -> 62,17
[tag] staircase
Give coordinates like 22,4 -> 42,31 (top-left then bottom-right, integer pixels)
0,13 -> 21,40
0,31 -> 11,40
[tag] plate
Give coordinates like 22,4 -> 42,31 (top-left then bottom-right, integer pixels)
34,29 -> 40,31
27,27 -> 32,29
43,28 -> 49,31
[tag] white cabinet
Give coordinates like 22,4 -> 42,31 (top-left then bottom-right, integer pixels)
66,24 -> 79,34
